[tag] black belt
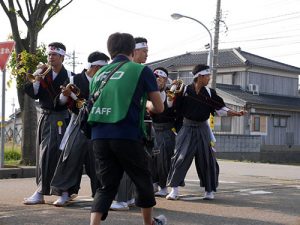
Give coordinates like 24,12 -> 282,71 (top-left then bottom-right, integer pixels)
41,109 -> 68,115
183,118 -> 206,127
153,122 -> 173,131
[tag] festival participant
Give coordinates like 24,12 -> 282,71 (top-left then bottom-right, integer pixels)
151,67 -> 177,197
89,32 -> 166,225
23,42 -> 72,205
166,64 -> 246,200
50,51 -> 110,206
110,36 -> 149,210
133,37 -> 148,64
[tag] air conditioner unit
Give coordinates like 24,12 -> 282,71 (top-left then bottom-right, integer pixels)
248,84 -> 259,95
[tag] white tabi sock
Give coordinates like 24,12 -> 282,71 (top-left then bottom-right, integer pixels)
27,191 -> 43,201
170,187 -> 179,196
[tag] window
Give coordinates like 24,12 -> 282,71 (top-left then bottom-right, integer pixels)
216,74 -> 233,85
280,118 -> 287,127
214,117 -> 232,132
251,115 -> 267,134
274,117 -> 279,127
253,116 -> 260,131
273,116 -> 287,127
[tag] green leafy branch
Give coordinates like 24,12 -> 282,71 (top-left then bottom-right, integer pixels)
8,44 -> 47,88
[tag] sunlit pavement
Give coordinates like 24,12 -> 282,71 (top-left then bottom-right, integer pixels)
0,160 -> 299,225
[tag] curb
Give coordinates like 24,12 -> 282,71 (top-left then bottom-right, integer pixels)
0,166 -> 35,179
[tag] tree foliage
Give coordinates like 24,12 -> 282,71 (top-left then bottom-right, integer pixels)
0,0 -> 74,53
8,45 -> 47,88
0,0 -> 73,165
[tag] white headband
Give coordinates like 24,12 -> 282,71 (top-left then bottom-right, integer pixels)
192,69 -> 211,78
85,60 -> 108,70
48,46 -> 66,56
154,69 -> 167,78
135,42 -> 148,49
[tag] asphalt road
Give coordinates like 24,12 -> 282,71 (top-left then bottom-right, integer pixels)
0,160 -> 299,225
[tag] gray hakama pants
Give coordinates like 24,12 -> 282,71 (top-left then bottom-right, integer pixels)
36,110 -> 69,195
152,123 -> 175,189
167,118 -> 219,192
115,172 -> 134,202
51,110 -> 98,197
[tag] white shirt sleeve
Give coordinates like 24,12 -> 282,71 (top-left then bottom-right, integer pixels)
215,106 -> 230,116
33,81 -> 40,95
167,99 -> 174,108
59,93 -> 68,105
59,71 -> 73,105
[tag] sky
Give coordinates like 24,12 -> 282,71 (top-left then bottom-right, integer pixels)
1,0 -> 300,119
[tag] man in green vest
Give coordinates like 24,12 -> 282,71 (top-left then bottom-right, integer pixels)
89,32 -> 166,225
110,36 -> 150,211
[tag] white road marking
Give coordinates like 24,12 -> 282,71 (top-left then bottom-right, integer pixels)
219,180 -> 239,184
249,190 -> 273,195
180,196 -> 203,201
186,179 -> 239,184
0,215 -> 13,219
237,189 -> 255,192
287,185 -> 300,189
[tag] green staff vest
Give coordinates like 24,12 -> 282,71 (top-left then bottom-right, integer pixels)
88,61 -> 145,124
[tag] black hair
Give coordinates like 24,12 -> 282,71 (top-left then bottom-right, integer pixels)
153,67 -> 168,77
48,42 -> 66,51
192,64 -> 210,83
88,51 -> 110,63
107,32 -> 135,59
134,37 -> 148,44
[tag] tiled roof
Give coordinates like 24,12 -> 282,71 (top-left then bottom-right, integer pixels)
239,50 -> 300,73
217,84 -> 300,109
148,48 -> 300,73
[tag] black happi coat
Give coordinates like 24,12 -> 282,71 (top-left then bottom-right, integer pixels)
24,66 -> 70,111
176,84 -> 226,122
66,70 -> 90,114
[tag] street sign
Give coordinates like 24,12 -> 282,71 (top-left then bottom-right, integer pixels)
0,41 -> 15,71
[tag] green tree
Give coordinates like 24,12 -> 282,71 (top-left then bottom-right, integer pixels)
0,0 -> 73,165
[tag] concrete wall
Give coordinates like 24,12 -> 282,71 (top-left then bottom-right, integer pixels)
215,134 -> 300,164
215,134 -> 261,153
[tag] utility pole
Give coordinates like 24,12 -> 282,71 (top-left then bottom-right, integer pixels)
66,50 -> 82,73
11,98 -> 16,151
72,50 -> 76,73
211,0 -> 221,89
0,69 -> 6,168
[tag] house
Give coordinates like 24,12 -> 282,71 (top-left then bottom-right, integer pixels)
3,109 -> 22,144
147,48 -> 300,163
4,102 -> 41,145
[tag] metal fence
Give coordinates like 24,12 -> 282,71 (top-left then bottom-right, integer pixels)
0,126 -> 22,144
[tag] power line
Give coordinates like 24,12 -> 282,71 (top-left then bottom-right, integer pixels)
227,15 -> 300,32
95,0 -> 169,22
235,41 -> 300,50
223,26 -> 300,38
220,35 -> 300,44
228,11 -> 300,27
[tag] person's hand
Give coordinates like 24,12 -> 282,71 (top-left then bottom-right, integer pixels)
32,63 -> 49,81
237,110 -> 247,116
36,63 -> 47,70
60,85 -> 72,97
34,75 -> 42,82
